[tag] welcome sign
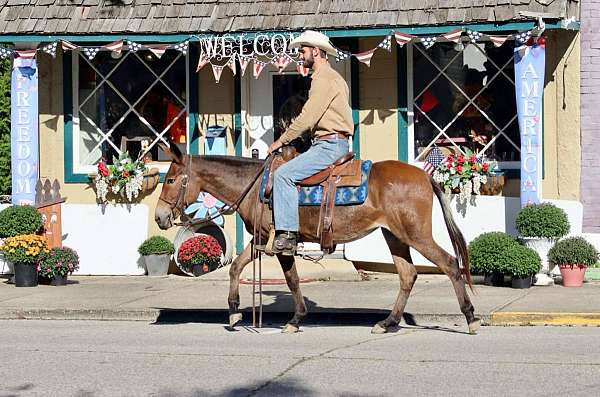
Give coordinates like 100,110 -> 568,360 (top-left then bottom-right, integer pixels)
11,58 -> 39,205
514,41 -> 545,207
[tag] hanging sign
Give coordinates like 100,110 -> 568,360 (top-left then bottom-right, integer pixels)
199,33 -> 297,59
11,58 -> 39,205
514,40 -> 545,207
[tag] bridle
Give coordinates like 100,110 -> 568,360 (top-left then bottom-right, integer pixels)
158,154 -> 272,227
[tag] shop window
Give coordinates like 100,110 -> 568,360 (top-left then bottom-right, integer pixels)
410,41 -> 519,167
72,49 -> 188,175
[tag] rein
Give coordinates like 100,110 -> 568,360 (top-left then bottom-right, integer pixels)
161,154 -> 272,227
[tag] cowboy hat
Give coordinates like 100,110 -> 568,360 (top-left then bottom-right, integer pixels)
289,30 -> 337,56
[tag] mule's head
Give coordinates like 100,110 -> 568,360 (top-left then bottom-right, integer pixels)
155,143 -> 201,229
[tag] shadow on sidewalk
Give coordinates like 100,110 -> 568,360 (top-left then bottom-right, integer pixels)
151,291 -> 471,334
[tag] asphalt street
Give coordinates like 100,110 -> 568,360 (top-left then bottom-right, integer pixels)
1,320 -> 599,397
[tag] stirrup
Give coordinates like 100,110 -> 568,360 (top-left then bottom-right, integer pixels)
272,231 -> 297,256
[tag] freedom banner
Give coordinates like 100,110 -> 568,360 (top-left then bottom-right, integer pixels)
514,41 -> 545,207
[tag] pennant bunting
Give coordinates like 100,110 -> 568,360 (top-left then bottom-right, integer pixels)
238,56 -> 250,76
420,37 -> 437,49
212,64 -> 224,83
104,40 -> 124,55
42,42 -> 58,58
353,49 -> 376,67
515,30 -> 531,45
296,61 -> 309,77
253,60 -> 267,79
147,44 -> 169,59
378,35 -> 392,52
227,57 -> 236,76
0,47 -> 13,59
440,29 -> 463,43
196,55 -> 210,72
61,40 -> 78,51
127,40 -> 143,52
16,50 -> 37,59
488,35 -> 510,48
394,32 -> 415,47
173,40 -> 189,55
335,48 -> 351,62
274,54 -> 290,72
466,30 -> 483,44
82,47 -> 100,60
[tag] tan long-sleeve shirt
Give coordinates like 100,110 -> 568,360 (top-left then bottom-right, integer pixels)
279,63 -> 354,145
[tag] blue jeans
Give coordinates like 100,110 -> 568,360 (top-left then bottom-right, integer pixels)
273,138 -> 350,231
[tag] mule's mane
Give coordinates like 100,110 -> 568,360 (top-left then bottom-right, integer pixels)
193,154 -> 263,169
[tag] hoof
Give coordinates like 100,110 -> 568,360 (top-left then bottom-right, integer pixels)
468,318 -> 481,335
229,313 -> 243,328
371,323 -> 387,334
282,324 -> 300,333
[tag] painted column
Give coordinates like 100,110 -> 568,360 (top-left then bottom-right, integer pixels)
11,58 -> 39,205
514,39 -> 545,208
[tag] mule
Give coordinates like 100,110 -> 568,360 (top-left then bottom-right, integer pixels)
154,143 -> 480,334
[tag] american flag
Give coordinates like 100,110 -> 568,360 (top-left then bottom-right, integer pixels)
423,147 -> 444,175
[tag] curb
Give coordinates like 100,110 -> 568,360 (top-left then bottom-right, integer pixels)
0,308 -> 489,327
491,312 -> 600,326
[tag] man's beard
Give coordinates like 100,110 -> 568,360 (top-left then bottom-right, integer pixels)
303,54 -> 314,68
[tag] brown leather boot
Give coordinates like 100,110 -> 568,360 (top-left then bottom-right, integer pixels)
272,231 -> 297,256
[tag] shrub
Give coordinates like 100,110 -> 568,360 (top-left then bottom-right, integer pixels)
0,234 -> 49,264
177,235 -> 222,272
515,203 -> 570,238
502,244 -> 541,278
39,247 -> 80,278
468,232 -> 519,275
547,237 -> 599,268
0,205 -> 44,237
138,236 -> 175,256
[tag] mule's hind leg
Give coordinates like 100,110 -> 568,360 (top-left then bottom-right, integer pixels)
228,241 -> 253,328
372,229 -> 418,334
410,237 -> 480,334
278,254 -> 307,333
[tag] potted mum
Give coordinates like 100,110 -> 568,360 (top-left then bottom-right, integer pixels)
468,231 -> 519,286
515,203 -> 570,286
138,236 -> 174,276
432,148 -> 495,204
177,234 -> 223,277
0,234 -> 49,287
38,247 -> 80,286
502,244 -> 542,289
548,237 -> 599,287
0,205 -> 44,279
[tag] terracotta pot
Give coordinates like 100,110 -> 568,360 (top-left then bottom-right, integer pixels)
559,264 -> 587,287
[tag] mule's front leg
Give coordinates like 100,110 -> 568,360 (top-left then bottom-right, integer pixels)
228,242 -> 253,328
278,254 -> 307,333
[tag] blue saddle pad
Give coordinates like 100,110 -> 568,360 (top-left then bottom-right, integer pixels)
259,160 -> 373,206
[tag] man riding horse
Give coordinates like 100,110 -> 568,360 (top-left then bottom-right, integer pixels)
267,30 -> 354,256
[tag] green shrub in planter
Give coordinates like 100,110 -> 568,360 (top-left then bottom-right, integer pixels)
138,236 -> 175,256
502,244 -> 541,278
515,203 -> 570,238
547,237 -> 599,267
468,232 -> 519,275
0,205 -> 44,238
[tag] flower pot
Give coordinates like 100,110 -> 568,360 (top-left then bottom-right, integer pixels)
479,173 -> 505,196
560,264 -> 587,287
191,263 -> 209,277
13,263 -> 38,287
484,272 -> 505,287
144,254 -> 170,276
511,275 -> 532,289
174,224 -> 232,276
521,237 -> 557,285
50,274 -> 68,286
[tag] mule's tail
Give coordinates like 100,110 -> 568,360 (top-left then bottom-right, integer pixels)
430,179 -> 473,291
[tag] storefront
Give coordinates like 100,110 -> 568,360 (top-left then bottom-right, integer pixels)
0,1 -> 584,273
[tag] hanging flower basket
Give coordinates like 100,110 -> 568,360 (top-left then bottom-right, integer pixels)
141,167 -> 160,193
90,152 -> 147,204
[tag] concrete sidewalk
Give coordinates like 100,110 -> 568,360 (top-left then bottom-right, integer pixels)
1,258 -> 599,328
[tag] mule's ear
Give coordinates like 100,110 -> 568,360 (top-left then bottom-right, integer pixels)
159,141 -> 183,164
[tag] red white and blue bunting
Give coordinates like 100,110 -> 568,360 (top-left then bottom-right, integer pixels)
0,26 -> 542,81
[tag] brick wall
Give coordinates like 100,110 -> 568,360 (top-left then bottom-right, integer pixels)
581,1 -> 600,232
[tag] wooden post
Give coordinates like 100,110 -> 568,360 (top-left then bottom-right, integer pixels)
34,179 -> 66,249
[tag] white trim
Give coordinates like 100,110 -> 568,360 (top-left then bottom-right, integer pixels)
407,43 -> 415,163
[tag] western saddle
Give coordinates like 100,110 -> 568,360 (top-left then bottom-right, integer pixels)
263,146 -> 362,254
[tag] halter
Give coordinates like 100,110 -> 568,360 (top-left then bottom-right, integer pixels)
158,154 -> 272,228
